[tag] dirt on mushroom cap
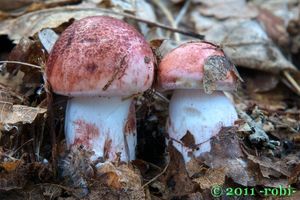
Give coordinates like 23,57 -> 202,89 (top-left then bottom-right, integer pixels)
158,41 -> 238,92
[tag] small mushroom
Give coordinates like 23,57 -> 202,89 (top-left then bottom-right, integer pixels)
46,16 -> 154,162
157,41 -> 239,163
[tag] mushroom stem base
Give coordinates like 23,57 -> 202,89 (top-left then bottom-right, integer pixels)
167,89 -> 238,163
65,96 -> 136,162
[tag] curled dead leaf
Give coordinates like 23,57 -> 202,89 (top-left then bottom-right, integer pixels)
0,104 -> 46,128
0,5 -> 121,43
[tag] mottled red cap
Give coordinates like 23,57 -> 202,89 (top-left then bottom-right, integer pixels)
46,16 -> 154,97
158,41 -> 239,93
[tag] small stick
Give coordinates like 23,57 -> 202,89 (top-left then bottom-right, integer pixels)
283,70 -> 300,96
123,15 -> 204,39
142,158 -> 170,188
0,61 -> 41,69
94,8 -> 205,40
45,82 -> 57,176
10,138 -> 34,157
152,0 -> 180,42
153,90 -> 169,103
146,88 -> 170,103
175,0 -> 192,26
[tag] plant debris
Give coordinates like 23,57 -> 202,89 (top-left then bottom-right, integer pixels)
1,0 -> 300,199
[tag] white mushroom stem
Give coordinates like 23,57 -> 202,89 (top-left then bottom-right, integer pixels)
65,96 -> 136,162
167,89 -> 238,163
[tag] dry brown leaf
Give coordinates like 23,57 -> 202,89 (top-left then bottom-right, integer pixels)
0,0 -> 35,11
0,0 -> 82,12
6,37 -> 43,74
253,0 -> 299,25
3,37 -> 45,100
256,7 -> 290,47
0,162 -> 27,191
99,0 -> 135,13
199,127 -> 256,186
197,0 -> 258,19
244,71 -> 280,92
288,19 -> 300,54
191,11 -> 297,73
289,163 -> 300,185
93,162 -> 146,199
0,84 -> 26,116
0,171 -> 26,191
0,162 -> 53,192
203,54 -> 240,94
260,165 -> 282,178
0,160 -> 23,172
0,0 -> 83,21
0,5 -> 121,43
258,178 -> 290,188
97,162 -> 143,191
158,144 -> 196,198
193,168 -> 226,190
282,191 -> 300,200
0,103 -> 46,126
220,20 -> 296,73
245,152 -> 291,177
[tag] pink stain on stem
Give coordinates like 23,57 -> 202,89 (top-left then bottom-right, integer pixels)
73,119 -> 100,149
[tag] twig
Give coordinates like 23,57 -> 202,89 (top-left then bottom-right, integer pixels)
146,88 -> 170,103
142,158 -> 169,188
10,138 -> 34,157
125,14 -> 204,39
92,8 -> 204,40
45,81 -> 57,176
135,159 -> 162,171
153,90 -> 169,103
36,116 -> 46,161
38,183 -> 82,199
174,0 -> 192,26
147,162 -> 162,171
0,152 -> 17,161
0,61 -> 41,69
283,70 -> 300,96
39,7 -> 206,41
152,0 -> 180,42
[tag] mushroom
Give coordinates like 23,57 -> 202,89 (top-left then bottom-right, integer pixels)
46,16 -> 154,162
157,41 -> 239,163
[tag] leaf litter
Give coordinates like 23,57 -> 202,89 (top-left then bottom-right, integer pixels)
0,0 -> 300,199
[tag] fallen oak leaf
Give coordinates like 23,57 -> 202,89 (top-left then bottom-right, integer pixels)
242,147 -> 291,177
203,54 -> 242,94
0,5 -> 122,43
0,103 -> 46,131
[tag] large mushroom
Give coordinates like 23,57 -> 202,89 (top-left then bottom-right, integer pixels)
46,16 -> 154,162
158,41 -> 240,163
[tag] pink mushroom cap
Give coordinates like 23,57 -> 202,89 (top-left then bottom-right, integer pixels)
46,16 -> 155,97
158,41 -> 238,91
